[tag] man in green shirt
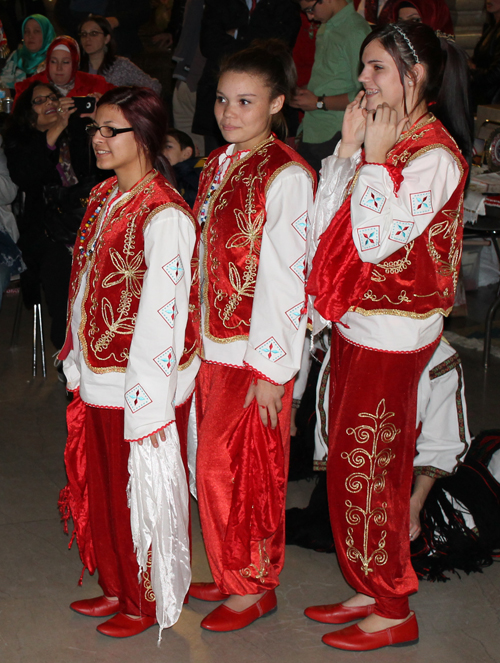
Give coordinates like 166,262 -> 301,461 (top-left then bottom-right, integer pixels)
291,0 -> 371,174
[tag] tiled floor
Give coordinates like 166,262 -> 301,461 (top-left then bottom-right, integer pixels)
1,287 -> 499,663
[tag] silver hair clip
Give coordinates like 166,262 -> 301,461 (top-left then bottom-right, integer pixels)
393,24 -> 420,64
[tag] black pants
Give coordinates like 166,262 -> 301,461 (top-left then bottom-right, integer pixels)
19,232 -> 72,349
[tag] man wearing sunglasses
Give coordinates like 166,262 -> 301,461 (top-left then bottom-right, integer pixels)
291,0 -> 371,174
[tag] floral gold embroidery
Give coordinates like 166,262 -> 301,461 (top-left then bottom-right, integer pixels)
342,399 -> 399,576
213,160 -> 267,328
374,243 -> 413,280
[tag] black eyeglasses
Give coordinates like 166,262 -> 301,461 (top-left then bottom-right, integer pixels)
79,30 -> 104,38
86,125 -> 134,138
304,0 -> 321,14
32,93 -> 58,106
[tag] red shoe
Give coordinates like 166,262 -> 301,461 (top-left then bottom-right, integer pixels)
200,590 -> 277,632
96,613 -> 157,638
322,613 -> 419,651
70,595 -> 119,618
189,582 -> 229,602
304,602 -> 375,624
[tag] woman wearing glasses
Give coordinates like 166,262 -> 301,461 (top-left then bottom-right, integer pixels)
4,81 -> 103,351
58,86 -> 196,639
79,16 -> 161,95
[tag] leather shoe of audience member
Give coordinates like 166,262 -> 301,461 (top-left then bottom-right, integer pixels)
189,582 -> 229,602
70,595 -> 120,617
322,613 -> 419,651
96,613 -> 156,638
200,589 -> 277,632
304,601 -> 375,624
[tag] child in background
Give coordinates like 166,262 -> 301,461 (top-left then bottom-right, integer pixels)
164,129 -> 205,208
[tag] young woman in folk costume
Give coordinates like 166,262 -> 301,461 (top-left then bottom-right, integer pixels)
305,23 -> 472,651
58,87 -> 197,639
186,41 -> 316,631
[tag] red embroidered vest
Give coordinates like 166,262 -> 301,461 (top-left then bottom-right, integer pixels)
60,170 -> 195,372
193,135 -> 316,344
307,115 -> 468,323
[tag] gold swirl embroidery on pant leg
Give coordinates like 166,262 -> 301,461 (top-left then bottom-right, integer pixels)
239,540 -> 271,584
341,399 -> 399,577
142,550 -> 156,602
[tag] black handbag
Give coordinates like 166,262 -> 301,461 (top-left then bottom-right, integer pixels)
43,177 -> 97,245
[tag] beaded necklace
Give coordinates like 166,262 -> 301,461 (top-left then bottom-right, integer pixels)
78,185 -> 114,257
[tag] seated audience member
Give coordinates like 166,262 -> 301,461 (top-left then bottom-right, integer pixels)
4,81 -> 103,350
471,0 -> 500,109
79,16 -> 161,95
164,129 -> 204,208
54,0 -> 151,58
0,14 -> 56,90
379,0 -> 454,33
0,136 -> 23,310
14,35 -> 113,101
291,0 -> 371,175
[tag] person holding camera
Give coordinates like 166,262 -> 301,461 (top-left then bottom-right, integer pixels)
4,80 -> 105,350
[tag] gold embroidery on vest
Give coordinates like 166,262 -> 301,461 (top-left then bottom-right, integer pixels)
92,213 -> 146,356
362,289 -> 411,305
239,540 -> 270,583
342,399 -> 399,576
202,143 -> 268,344
349,305 -> 453,319
391,149 -> 411,166
373,243 -> 413,281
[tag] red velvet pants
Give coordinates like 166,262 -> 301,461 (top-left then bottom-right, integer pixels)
196,362 -> 293,595
85,406 -> 156,617
327,328 -> 438,619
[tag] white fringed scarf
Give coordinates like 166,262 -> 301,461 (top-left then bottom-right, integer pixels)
128,423 -> 191,642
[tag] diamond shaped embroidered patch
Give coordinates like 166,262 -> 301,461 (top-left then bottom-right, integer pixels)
410,191 -> 433,216
285,303 -> 304,330
290,254 -> 306,282
390,220 -> 414,244
125,384 -> 152,413
292,212 -> 308,240
158,298 -> 177,328
162,255 -> 184,284
154,347 -> 176,377
255,337 -> 286,362
360,186 -> 386,214
357,226 -> 380,251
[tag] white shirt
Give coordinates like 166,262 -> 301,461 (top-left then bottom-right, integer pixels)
63,190 -> 196,442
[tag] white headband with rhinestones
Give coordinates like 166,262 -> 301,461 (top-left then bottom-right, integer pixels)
393,24 -> 420,64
